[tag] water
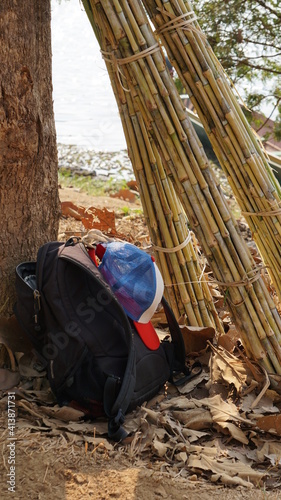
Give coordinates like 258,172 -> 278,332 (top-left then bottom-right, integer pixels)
51,0 -> 275,155
51,0 -> 126,152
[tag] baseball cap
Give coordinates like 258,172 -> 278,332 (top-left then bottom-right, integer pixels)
97,242 -> 164,349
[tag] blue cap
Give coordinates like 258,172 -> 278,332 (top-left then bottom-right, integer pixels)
98,242 -> 164,324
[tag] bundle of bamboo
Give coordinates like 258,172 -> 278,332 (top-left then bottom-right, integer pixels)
82,1 -> 222,332
81,0 -> 281,375
142,0 -> 281,298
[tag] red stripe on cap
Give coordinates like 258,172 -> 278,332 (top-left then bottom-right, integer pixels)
133,320 -> 160,350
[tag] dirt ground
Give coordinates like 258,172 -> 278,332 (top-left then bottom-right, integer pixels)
4,441 -> 279,500
1,185 -> 281,500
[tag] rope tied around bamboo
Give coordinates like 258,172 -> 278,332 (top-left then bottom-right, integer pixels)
165,265 -> 264,290
101,44 -> 162,91
152,231 -> 192,253
241,201 -> 281,217
155,8 -> 200,36
156,5 -> 248,113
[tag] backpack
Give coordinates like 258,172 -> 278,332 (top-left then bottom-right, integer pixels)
14,238 -> 195,440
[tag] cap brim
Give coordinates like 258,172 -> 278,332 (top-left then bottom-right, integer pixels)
133,320 -> 160,350
137,263 -> 164,323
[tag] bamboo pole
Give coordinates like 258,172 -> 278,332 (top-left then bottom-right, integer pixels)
82,0 -> 221,330
81,0 -> 281,374
143,0 -> 281,297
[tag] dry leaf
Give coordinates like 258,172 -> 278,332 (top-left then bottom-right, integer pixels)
61,201 -> 117,234
152,439 -> 170,457
172,408 -> 213,430
256,414 -> 281,435
175,451 -> 188,463
159,397 -> 197,411
177,370 -> 209,395
217,421 -> 249,444
40,405 -> 85,422
0,368 -> 20,390
208,347 -> 249,392
188,453 -> 265,485
240,393 -> 279,414
211,473 -> 253,488
182,428 -> 210,442
141,407 -> 160,424
126,180 -> 138,191
217,334 -> 236,353
179,325 -> 215,354
258,441 -> 281,466
110,188 -> 136,202
199,394 -> 250,443
200,394 -> 241,422
52,419 -> 108,435
18,352 -> 46,378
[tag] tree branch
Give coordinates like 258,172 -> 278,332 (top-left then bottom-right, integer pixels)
252,0 -> 281,19
237,60 -> 281,75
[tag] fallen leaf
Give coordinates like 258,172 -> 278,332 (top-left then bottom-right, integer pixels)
208,346 -> 250,392
255,440 -> 281,465
159,397 -> 197,411
18,352 -> 46,378
152,438 -> 170,457
240,393 -> 279,414
0,368 -> 20,390
179,325 -> 215,354
256,414 -> 281,435
188,452 -> 265,485
177,370 -> 209,394
217,334 -> 236,353
211,473 -> 253,488
181,428 -> 210,442
61,201 -> 117,234
40,405 -> 85,421
200,394 -> 250,443
172,408 -> 213,430
175,451 -> 188,463
110,188 -> 136,202
126,180 -> 138,191
217,421 -> 249,444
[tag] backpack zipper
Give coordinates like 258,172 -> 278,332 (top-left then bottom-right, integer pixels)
33,289 -> 41,330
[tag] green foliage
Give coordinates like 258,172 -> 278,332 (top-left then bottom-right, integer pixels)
192,0 -> 281,135
174,76 -> 186,95
58,170 -> 127,197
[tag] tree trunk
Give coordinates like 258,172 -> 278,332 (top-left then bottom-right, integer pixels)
0,0 -> 60,316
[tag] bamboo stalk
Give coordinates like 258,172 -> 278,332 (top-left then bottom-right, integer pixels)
143,0 -> 281,297
82,0 -> 281,374
85,0 -> 221,330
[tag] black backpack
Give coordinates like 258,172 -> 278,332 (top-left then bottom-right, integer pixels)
14,238 -> 194,440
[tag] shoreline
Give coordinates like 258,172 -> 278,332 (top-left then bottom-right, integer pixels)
57,143 -> 134,181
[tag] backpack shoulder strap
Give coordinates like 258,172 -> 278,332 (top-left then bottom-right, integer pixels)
36,241 -> 63,290
60,239 -> 136,441
161,296 -> 202,384
161,296 -> 186,369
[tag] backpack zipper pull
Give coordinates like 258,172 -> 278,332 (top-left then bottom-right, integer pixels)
33,289 -> 41,330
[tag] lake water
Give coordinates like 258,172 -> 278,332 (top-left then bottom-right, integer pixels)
51,0 -> 126,152
51,0 -> 273,154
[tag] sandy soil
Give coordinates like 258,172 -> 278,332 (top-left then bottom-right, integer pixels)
5,442 -> 278,500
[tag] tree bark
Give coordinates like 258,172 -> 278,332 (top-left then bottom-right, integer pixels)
0,0 -> 60,316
